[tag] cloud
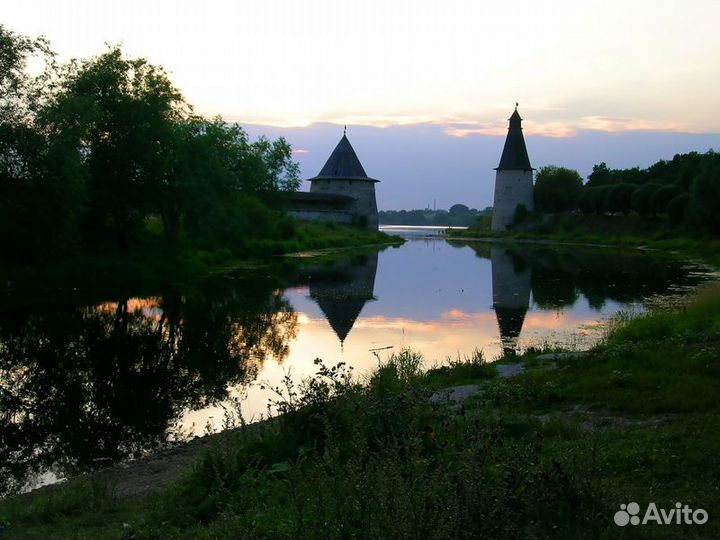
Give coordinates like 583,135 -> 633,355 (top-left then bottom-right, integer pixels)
443,116 -> 688,139
577,116 -> 683,133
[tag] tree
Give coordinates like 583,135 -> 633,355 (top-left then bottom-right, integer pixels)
39,46 -> 301,251
586,162 -> 612,187
0,26 -> 83,261
0,25 -> 56,123
534,166 -> 583,213
650,185 -> 683,215
578,186 -> 609,214
667,193 -> 690,225
689,152 -> 720,233
42,47 -> 189,250
449,203 -> 469,214
631,182 -> 662,216
604,183 -> 636,214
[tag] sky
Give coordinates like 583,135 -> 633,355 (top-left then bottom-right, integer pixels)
4,0 -> 720,209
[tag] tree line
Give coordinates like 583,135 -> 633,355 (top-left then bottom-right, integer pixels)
380,204 -> 492,227
0,26 -> 300,263
532,151 -> 720,233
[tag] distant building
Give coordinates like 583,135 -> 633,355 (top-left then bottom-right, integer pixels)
491,106 -> 534,231
288,132 -> 380,230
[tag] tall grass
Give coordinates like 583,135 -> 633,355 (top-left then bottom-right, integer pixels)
126,350 -> 600,539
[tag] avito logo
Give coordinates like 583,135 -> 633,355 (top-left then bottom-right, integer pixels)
614,502 -> 708,527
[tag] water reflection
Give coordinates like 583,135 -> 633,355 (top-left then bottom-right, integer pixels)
491,246 -> 531,354
306,253 -> 378,346
462,242 -> 703,353
0,276 -> 298,496
0,238 -> 711,496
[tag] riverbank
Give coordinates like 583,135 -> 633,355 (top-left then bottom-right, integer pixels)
0,222 -> 402,303
2,282 -> 719,539
449,214 -> 720,267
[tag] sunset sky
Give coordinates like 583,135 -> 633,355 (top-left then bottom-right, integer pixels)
5,0 -> 720,208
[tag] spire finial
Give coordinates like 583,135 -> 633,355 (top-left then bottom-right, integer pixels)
515,102 -> 519,110
344,125 -> 347,136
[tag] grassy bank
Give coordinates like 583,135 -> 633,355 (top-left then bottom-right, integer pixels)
0,222 -> 401,302
2,284 -> 719,538
450,213 -> 720,267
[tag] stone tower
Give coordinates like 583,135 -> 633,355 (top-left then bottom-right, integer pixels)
491,106 -> 534,231
308,132 -> 380,230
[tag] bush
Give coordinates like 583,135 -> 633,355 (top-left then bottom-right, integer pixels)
512,203 -> 529,226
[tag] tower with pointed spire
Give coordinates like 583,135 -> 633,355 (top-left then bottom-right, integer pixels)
307,132 -> 380,229
491,105 -> 534,231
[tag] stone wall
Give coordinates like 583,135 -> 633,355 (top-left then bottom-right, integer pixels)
491,169 -> 534,231
311,179 -> 379,230
287,210 -> 354,224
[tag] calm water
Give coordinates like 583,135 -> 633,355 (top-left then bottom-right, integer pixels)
0,230 -> 713,495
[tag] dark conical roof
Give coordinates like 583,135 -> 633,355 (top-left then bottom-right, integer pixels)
306,253 -> 379,345
494,305 -> 528,354
314,298 -> 368,343
309,134 -> 379,182
496,108 -> 533,171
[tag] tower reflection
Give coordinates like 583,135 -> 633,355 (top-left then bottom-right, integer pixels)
306,253 -> 379,346
491,246 -> 531,355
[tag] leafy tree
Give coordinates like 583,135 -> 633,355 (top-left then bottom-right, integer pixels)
577,186 -> 609,214
49,51 -> 302,250
604,183 -> 636,215
42,47 -> 189,250
631,182 -> 662,216
449,203 -> 469,214
0,26 -> 83,261
689,152 -> 720,233
0,25 -> 56,123
667,193 -> 690,225
534,166 -> 583,213
586,162 -> 612,187
650,185 -> 683,215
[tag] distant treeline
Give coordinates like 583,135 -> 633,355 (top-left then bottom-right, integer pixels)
0,26 -> 301,264
380,204 -> 492,226
531,152 -> 720,233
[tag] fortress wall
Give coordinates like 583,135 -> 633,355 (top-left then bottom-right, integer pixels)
287,210 -> 354,224
311,179 -> 378,229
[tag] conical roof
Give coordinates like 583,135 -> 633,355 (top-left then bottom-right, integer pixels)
494,305 -> 528,354
314,298 -> 368,343
306,253 -> 379,345
308,134 -> 379,182
496,108 -> 533,171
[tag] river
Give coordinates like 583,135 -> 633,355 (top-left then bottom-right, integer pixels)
0,227 -> 713,495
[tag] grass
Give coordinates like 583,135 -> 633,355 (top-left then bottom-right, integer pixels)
2,285 -> 720,538
450,213 -> 720,267
0,222 -> 402,302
